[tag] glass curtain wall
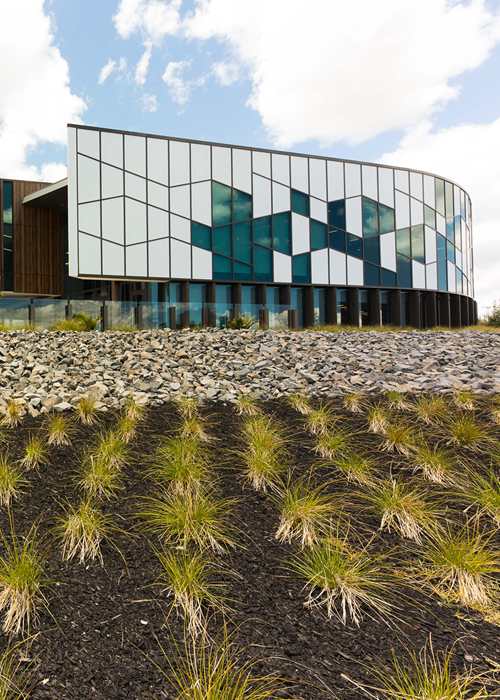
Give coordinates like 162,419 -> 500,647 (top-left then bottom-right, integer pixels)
2,182 -> 13,292
314,288 -> 327,326
290,287 -> 304,328
380,291 -> 391,325
337,289 -> 348,324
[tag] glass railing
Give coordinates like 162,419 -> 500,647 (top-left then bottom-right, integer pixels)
0,298 -> 30,328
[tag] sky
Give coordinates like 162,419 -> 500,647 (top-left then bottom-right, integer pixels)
1,0 -> 500,315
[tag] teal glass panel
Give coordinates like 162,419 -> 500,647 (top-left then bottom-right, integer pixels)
232,189 -> 252,222
446,218 -> 454,243
438,259 -> 447,291
254,216 -> 272,248
254,245 -> 273,282
273,212 -> 291,255
2,182 -> 12,224
213,225 -> 232,257
291,189 -> 310,217
347,234 -> 362,259
437,234 -> 446,260
328,200 -> 345,230
329,228 -> 345,252
233,221 -> 252,263
310,220 -> 328,251
411,225 -> 424,263
435,179 -> 445,216
191,222 -> 211,251
292,253 -> 311,284
396,228 -> 410,257
446,240 -> 455,263
381,268 -> 397,287
2,223 -> 13,291
364,236 -> 380,265
445,181 -> 453,217
363,198 -> 378,237
212,182 -> 232,227
364,262 -> 380,286
213,254 -> 232,281
234,261 -> 253,281
379,204 -> 395,234
424,205 -> 435,229
397,254 -> 412,288
456,267 -> 462,294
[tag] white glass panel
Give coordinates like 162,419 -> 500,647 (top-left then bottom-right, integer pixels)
345,196 -> 362,236
102,240 -> 124,277
454,185 -> 461,216
149,237 -> 170,278
410,197 -> 424,226
148,206 -> 169,241
291,213 -> 310,255
78,129 -> 99,159
125,198 -> 147,245
68,126 -> 78,276
192,247 -> 212,280
436,213 -> 446,235
410,172 -> 423,201
378,167 -> 394,207
170,238 -> 191,279
170,214 -> 190,243
125,172 -> 146,202
102,164 -> 123,199
232,149 -> 251,194
310,197 -> 327,224
272,153 -> 290,186
380,231 -> 396,272
329,249 -> 346,285
345,163 -> 361,197
191,143 -> 211,182
77,155 -> 100,203
291,156 -> 308,193
426,262 -> 437,290
170,184 -> 190,219
423,175 -> 435,208
253,174 -> 272,217
126,243 -> 147,277
362,165 -> 377,200
395,169 -> 409,193
327,161 -> 344,201
78,232 -> 101,275
102,197 -> 124,245
412,260 -> 425,289
252,151 -> 271,178
424,226 -> 437,263
191,181 -> 211,226
147,181 -> 168,211
101,131 -> 123,169
212,146 -> 231,186
125,135 -> 146,177
347,255 -> 363,285
311,249 -> 329,284
169,140 -> 190,186
395,190 -> 410,229
78,202 -> 100,237
456,249 -> 462,271
147,137 -> 168,185
447,261 -> 456,292
273,251 -> 291,284
272,182 -> 290,214
309,159 -> 327,201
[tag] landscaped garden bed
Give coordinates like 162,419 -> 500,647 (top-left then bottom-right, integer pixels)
0,393 -> 499,698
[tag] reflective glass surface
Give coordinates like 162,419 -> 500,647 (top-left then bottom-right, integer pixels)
212,182 -> 232,227
213,254 -> 232,281
446,218 -> 454,243
233,189 -> 252,222
273,212 -> 291,255
254,245 -> 273,282
347,234 -> 362,259
437,234 -> 446,260
234,260 -> 253,281
381,268 -> 397,287
396,228 -> 410,257
337,288 -> 348,324
2,182 -> 12,224
397,253 -> 412,288
364,236 -> 380,265
292,253 -> 311,284
379,204 -> 395,234
456,267 -> 462,294
328,200 -> 345,230
438,259 -> 447,291
411,225 -> 424,263
364,262 -> 380,286
310,220 -> 328,250
291,189 -> 310,217
435,179 -> 445,216
424,205 -> 435,229
445,181 -> 453,217
213,225 -> 232,257
446,240 -> 455,263
454,216 -> 461,249
363,198 -> 378,237
191,222 -> 211,251
233,221 -> 252,263
254,216 -> 272,247
329,228 -> 345,252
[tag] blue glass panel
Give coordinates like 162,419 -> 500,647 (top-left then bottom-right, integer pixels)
424,205 -> 435,229
254,216 -> 272,247
291,189 -> 310,217
364,262 -> 380,286
363,198 -> 378,237
212,182 -> 232,227
234,261 -> 253,281
435,179 -> 445,216
456,267 -> 462,294
347,234 -> 362,259
292,253 -> 311,284
191,222 -> 211,251
396,228 -> 410,257
437,234 -> 446,260
446,240 -> 455,263
254,245 -> 273,282
213,225 -> 232,257
379,204 -> 395,234
310,220 -> 328,251
454,216 -> 461,245
2,182 -> 12,224
411,225 -> 424,263
213,254 -> 232,281
397,254 -> 412,288
273,212 -> 291,255
329,228 -> 345,252
364,236 -> 380,265
381,268 -> 397,287
233,189 -> 252,222
446,218 -> 454,243
438,259 -> 447,291
328,200 -> 345,230
233,221 -> 252,263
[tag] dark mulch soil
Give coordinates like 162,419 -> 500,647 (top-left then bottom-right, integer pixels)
1,398 -> 500,699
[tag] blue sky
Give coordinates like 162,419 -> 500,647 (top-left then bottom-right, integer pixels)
1,0 -> 500,311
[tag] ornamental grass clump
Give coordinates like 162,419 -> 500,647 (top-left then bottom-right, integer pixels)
0,642 -> 37,700
367,404 -> 390,435
453,388 -> 477,411
381,420 -> 418,456
45,413 -> 74,447
75,395 -> 99,425
155,549 -> 226,638
314,427 -> 351,461
91,429 -> 130,469
19,435 -> 49,472
385,390 -> 411,411
343,392 -> 364,414
417,524 -> 500,608
150,436 -> 211,495
360,478 -> 440,542
305,404 -> 336,437
57,500 -> 113,564
460,470 -> 500,527
125,395 -> 146,422
0,456 -> 27,508
241,415 -> 287,491
334,454 -> 374,485
272,479 -> 338,548
1,399 -> 22,429
291,537 -> 394,625
413,395 -> 448,425
410,444 -> 458,486
77,454 -> 123,500
176,396 -> 198,421
116,413 -> 137,443
179,415 -> 212,443
446,413 -> 490,451
285,392 -> 311,415
235,394 -> 260,417
140,489 -> 238,553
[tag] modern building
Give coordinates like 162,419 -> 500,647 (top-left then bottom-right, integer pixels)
0,124 -> 477,328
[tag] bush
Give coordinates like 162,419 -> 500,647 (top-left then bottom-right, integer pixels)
226,315 -> 256,329
485,300 -> 500,327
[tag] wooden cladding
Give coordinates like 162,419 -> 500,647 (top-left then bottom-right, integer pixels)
6,180 -> 64,296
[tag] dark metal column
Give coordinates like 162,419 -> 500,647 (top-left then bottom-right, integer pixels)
232,283 -> 242,320
280,285 -> 291,306
425,291 -> 437,328
180,281 -> 189,328
325,287 -> 337,325
460,296 -> 469,326
256,284 -> 266,306
409,291 -> 421,329
438,293 -> 451,327
390,289 -> 401,326
303,287 -> 315,328
348,288 -> 360,327
370,288 -> 381,326
206,282 -> 216,327
450,294 -> 461,328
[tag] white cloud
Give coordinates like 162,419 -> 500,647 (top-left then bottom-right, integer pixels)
162,60 -> 206,105
380,119 -> 500,313
140,92 -> 159,112
113,0 -> 181,44
135,41 -> 153,84
211,61 -> 239,86
98,59 -> 117,85
0,0 -> 86,181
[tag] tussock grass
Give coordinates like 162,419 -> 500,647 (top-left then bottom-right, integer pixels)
116,413 -> 137,443
0,641 -> 38,699
91,429 -> 130,469
411,444 -> 458,485
45,413 -> 74,447
360,479 -> 440,542
446,413 -> 490,451
150,436 -> 211,494
314,428 -> 351,461
413,395 -> 448,425
367,404 -> 390,435
140,489 -> 238,553
1,399 -> 22,429
305,404 -> 336,437
291,537 -> 394,625
343,392 -> 364,414
0,456 -> 27,507
272,479 -> 338,548
20,435 -> 49,472
334,454 -> 374,485
57,500 -> 113,564
417,524 -> 500,608
241,415 -> 287,491
285,392 -> 311,415
380,421 -> 418,456
235,394 -> 260,417
125,396 -> 146,422
75,395 -> 99,425
179,415 -> 212,443
453,388 -> 477,411
460,470 -> 500,526
385,390 -> 411,411
176,396 -> 199,421
77,454 -> 123,500
155,550 -> 226,637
